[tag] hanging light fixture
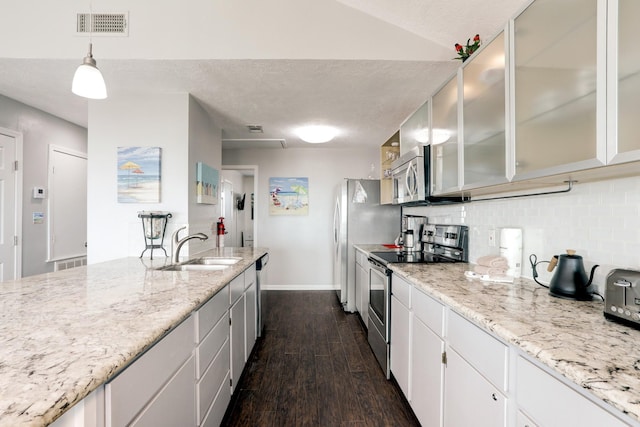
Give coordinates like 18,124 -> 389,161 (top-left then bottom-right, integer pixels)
72,8 -> 107,99
72,43 -> 107,99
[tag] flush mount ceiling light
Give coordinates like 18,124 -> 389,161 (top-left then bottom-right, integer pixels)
296,125 -> 338,144
72,42 -> 107,99
432,129 -> 451,145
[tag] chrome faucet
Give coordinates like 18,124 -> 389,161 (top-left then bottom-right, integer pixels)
171,226 -> 209,263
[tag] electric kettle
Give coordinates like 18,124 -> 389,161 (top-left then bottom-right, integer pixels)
547,249 -> 598,300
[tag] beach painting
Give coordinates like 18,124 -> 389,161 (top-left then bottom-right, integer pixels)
117,147 -> 161,203
269,177 -> 309,216
196,162 -> 219,204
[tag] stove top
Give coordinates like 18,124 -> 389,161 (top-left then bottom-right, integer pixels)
369,251 -> 459,265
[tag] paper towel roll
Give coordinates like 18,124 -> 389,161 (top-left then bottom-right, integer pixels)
499,228 -> 522,278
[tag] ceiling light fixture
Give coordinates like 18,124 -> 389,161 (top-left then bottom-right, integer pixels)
296,125 -> 338,144
72,8 -> 107,99
72,43 -> 107,99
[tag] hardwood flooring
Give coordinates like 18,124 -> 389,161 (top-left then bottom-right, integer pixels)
222,290 -> 420,427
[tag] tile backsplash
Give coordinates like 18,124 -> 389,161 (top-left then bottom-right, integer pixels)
404,175 -> 640,293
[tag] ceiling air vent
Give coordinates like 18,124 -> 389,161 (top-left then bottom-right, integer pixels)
76,12 -> 128,36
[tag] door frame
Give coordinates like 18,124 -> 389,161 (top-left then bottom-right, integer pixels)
222,165 -> 258,247
0,127 -> 23,280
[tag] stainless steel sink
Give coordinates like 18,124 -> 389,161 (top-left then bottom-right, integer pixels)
184,257 -> 242,265
156,263 -> 230,272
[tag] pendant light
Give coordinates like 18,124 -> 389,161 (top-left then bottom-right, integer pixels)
72,8 -> 107,99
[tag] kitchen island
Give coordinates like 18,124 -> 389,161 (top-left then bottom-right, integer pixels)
388,261 -> 640,425
0,247 -> 267,427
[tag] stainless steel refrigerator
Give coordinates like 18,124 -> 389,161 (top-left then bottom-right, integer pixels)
333,179 -> 400,312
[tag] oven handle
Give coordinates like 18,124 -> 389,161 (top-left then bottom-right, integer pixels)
368,257 -> 391,276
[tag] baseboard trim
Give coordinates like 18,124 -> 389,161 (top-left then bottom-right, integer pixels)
262,285 -> 339,291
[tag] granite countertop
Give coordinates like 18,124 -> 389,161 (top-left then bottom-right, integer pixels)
0,247 -> 268,427
389,262 -> 640,423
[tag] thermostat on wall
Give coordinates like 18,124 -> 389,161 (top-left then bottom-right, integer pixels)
32,187 -> 46,199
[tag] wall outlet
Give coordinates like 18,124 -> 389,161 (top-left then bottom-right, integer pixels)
488,229 -> 496,247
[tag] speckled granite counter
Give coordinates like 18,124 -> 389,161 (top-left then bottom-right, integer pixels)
389,262 -> 640,423
0,247 -> 267,427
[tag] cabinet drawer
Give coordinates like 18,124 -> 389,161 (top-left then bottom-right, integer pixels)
244,264 -> 256,289
131,355 -> 196,427
516,356 -> 628,427
201,371 -> 231,427
106,315 -> 195,427
197,338 -> 230,425
229,274 -> 244,305
196,312 -> 229,379
413,288 -> 444,337
447,311 -> 508,392
196,287 -> 229,343
391,274 -> 411,308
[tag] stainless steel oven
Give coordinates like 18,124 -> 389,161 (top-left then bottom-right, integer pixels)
367,256 -> 392,379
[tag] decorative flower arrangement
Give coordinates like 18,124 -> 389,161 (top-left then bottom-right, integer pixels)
454,34 -> 481,62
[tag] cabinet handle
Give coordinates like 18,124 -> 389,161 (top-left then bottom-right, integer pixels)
491,393 -> 497,401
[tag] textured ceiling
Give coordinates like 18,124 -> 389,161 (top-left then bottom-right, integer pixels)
0,0 -> 531,149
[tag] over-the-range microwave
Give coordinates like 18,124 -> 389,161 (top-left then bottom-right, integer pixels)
391,145 -> 467,205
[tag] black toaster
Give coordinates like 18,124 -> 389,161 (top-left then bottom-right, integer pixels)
604,269 -> 640,329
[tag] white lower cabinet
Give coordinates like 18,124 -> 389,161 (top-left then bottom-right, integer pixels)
230,277 -> 246,394
355,249 -> 369,327
390,294 -> 411,398
411,316 -> 444,427
389,278 -> 634,427
245,266 -> 257,359
105,315 -> 196,427
444,348 -> 507,427
99,265 -> 259,427
516,356 -> 628,427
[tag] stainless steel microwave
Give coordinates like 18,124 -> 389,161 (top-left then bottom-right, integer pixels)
391,146 -> 466,205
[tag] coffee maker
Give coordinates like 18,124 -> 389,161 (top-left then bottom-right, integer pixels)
401,215 -> 427,252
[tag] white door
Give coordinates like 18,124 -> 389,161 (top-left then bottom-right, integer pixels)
0,131 -> 21,281
48,146 -> 87,261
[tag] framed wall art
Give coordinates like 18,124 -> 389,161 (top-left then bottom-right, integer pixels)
196,162 -> 219,204
269,177 -> 309,216
117,147 -> 161,203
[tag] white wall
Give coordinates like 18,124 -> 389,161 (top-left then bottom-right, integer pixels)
187,96 -> 222,255
222,147 -> 379,288
404,175 -> 640,295
87,93 -> 191,263
0,95 -> 87,277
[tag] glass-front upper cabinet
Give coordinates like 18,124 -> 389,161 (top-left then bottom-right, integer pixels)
400,100 -> 429,157
432,74 -> 460,194
608,0 -> 640,163
512,0 -> 605,179
462,31 -> 508,188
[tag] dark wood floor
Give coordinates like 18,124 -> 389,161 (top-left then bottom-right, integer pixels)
222,290 -> 420,427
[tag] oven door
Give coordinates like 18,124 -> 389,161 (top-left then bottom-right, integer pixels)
392,156 -> 425,205
368,257 -> 391,379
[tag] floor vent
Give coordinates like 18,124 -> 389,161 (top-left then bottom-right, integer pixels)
76,13 -> 128,36
54,256 -> 87,272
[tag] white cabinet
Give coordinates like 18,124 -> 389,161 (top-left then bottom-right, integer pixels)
245,264 -> 257,359
105,315 -> 196,427
512,0 -> 604,179
399,100 -> 429,157
229,274 -> 246,394
516,356 -> 628,427
411,289 -> 445,427
462,30 -> 509,188
432,75 -> 461,194
355,249 -> 369,327
390,274 -> 411,399
195,286 -> 230,427
444,348 -> 507,427
608,0 -> 640,164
